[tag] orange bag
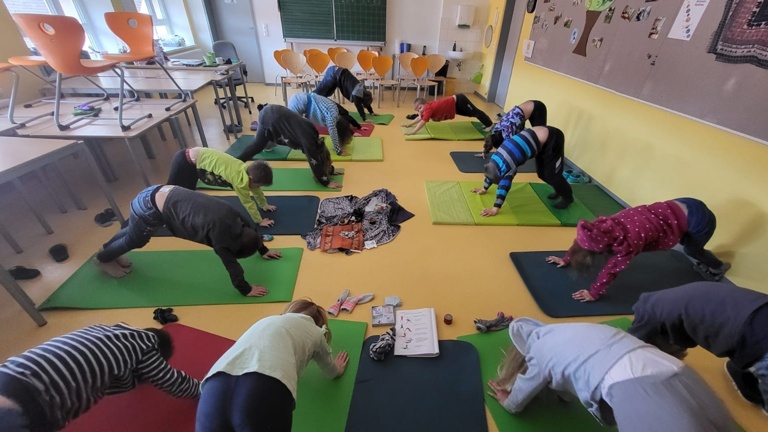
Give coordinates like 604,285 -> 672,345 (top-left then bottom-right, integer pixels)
319,223 -> 364,253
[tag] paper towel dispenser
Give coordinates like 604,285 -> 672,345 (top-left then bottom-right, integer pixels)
457,5 -> 475,29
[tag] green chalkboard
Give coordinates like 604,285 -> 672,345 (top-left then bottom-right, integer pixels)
278,0 -> 334,41
278,0 -> 386,43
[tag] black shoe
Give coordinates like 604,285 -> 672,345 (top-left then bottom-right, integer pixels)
405,113 -> 418,120
102,208 -> 118,221
552,197 -> 573,209
547,192 -> 560,200
153,307 -> 178,325
94,212 -> 114,227
724,360 -> 765,406
48,244 -> 69,263
8,266 -> 41,280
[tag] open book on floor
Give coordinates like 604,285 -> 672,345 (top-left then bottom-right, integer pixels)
394,308 -> 440,357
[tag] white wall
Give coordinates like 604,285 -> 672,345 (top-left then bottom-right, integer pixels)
438,0 -> 486,82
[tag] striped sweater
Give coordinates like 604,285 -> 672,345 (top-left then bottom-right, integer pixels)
288,93 -> 344,155
0,324 -> 200,429
483,128 -> 541,207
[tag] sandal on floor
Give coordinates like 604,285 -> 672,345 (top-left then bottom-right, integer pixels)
9,266 -> 41,280
49,244 -> 69,263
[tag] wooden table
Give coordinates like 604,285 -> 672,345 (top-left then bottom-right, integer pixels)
0,137 -> 127,326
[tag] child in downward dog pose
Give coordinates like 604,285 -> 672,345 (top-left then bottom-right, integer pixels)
488,318 -> 737,432
402,94 -> 493,135
546,198 -> 731,302
196,299 -> 349,432
478,100 -> 548,158
471,126 -> 573,216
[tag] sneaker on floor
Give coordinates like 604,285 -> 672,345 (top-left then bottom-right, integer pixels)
724,360 -> 765,406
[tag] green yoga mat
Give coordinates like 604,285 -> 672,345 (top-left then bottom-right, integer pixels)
39,248 -> 303,310
571,183 -> 626,217
457,318 -> 631,432
528,183 -> 597,227
425,181 -> 475,225
349,112 -> 394,125
224,135 -> 292,161
287,136 -> 383,161
460,181 -> 561,226
198,169 -> 343,191
294,319 -> 367,432
404,121 -> 488,141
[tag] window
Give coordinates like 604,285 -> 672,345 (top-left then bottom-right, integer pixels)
3,0 -> 98,51
133,0 -> 171,38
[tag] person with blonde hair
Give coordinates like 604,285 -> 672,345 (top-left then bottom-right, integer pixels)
487,318 -> 736,432
196,299 -> 349,431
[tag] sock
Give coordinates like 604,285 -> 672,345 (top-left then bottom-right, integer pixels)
327,289 -> 350,317
370,327 -> 396,361
487,315 -> 514,332
341,293 -> 375,313
474,312 -> 507,333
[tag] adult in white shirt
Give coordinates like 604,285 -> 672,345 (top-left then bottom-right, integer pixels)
196,300 -> 349,431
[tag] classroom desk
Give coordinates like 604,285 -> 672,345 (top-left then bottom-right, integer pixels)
0,137 -> 127,326
18,99 -> 198,187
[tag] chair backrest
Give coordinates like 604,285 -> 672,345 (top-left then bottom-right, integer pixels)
398,52 -> 418,74
334,51 -> 356,70
104,12 -> 155,59
371,55 -> 393,78
213,40 -> 243,81
274,49 -> 292,71
327,47 -> 348,63
357,50 -> 376,73
410,56 -> 429,79
426,54 -> 447,75
11,14 -> 102,76
305,48 -> 323,59
281,51 -> 307,76
307,52 -> 331,75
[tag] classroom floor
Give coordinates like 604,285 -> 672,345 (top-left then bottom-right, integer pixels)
0,84 -> 763,431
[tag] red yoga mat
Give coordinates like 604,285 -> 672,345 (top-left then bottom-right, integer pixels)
63,324 -> 234,432
316,123 -> 375,137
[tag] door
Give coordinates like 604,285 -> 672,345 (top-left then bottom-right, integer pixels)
488,0 -> 526,108
205,0 -> 265,83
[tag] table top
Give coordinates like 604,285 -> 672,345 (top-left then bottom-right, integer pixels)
17,98 -> 197,139
59,74 -> 220,94
0,136 -> 80,177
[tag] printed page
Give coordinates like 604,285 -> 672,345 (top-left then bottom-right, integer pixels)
394,308 -> 439,357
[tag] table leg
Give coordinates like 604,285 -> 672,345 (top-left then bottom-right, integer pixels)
124,138 -> 151,187
86,139 -> 117,182
168,116 -> 187,150
78,143 -> 125,225
36,169 -> 67,214
0,222 -> 23,254
220,83 -> 239,139
157,124 -> 167,141
11,179 -> 53,234
0,265 -> 47,326
228,75 -> 243,126
52,162 -> 87,210
189,101 -> 208,147
140,136 -> 156,160
282,80 -> 288,105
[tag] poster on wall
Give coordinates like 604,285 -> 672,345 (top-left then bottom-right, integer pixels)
668,0 -> 710,40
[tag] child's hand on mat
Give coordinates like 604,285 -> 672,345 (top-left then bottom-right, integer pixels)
333,168 -> 345,175
335,351 -> 350,375
545,256 -> 566,267
259,218 -> 275,227
246,285 -> 269,297
572,289 -> 595,302
263,204 -> 277,212
353,132 -> 362,137
339,151 -> 351,156
471,188 -> 487,195
327,181 -> 343,189
480,207 -> 499,217
262,250 -> 282,260
487,380 -> 510,404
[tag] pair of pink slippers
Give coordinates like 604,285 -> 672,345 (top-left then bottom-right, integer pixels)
328,290 -> 375,316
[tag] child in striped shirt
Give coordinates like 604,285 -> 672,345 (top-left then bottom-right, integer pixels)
479,100 -> 547,158
471,126 -> 573,216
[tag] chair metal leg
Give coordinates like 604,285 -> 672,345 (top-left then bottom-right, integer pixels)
114,67 -> 153,131
211,84 -> 231,141
241,79 -> 253,115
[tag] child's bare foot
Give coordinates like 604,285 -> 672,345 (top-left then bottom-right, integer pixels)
93,258 -> 130,278
114,255 -> 132,269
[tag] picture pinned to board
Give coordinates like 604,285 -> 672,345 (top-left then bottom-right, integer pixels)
621,5 -> 637,21
564,17 -> 573,28
570,28 -> 580,44
572,0 -> 582,5
527,0 -> 538,13
604,6 -> 616,23
549,4 -> 557,12
648,17 -> 666,39
543,0 -> 550,3
533,14 -> 541,25
592,37 -> 604,48
542,20 -> 550,32
554,13 -> 563,25
523,39 -> 536,58
635,6 -> 652,22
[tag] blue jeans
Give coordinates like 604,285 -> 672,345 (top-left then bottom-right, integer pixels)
313,66 -> 340,98
676,198 -> 724,269
752,352 -> 768,411
96,186 -> 165,263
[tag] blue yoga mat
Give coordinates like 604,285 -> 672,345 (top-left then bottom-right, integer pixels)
450,151 -> 537,174
510,250 -> 710,317
345,338 -> 488,432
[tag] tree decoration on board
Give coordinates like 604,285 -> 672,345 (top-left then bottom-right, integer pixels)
573,0 -> 614,56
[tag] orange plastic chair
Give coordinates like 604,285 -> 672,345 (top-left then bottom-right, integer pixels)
102,12 -> 186,121
327,47 -> 348,64
397,53 -> 420,104
370,55 -> 398,108
426,54 -> 447,98
279,51 -> 311,103
307,52 -> 331,86
408,56 -> 437,101
273,48 -> 292,96
357,50 -> 376,77
334,51 -> 356,70
11,14 -> 132,131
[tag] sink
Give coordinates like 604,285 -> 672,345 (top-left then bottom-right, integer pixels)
447,50 -> 474,61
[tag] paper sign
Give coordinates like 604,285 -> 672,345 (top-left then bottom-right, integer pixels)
668,0 -> 710,41
523,39 -> 535,58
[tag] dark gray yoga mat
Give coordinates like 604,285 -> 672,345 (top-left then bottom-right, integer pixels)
345,338 -> 488,432
153,195 -> 319,237
450,151 -> 537,174
510,250 -> 709,317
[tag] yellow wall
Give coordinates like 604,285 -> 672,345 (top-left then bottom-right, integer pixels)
506,14 -> 768,293
0,4 -> 43,104
476,0 -> 506,98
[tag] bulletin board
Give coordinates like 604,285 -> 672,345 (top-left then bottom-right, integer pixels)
524,0 -> 768,144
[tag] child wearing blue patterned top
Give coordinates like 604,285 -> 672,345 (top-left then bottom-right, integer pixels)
288,93 -> 353,156
471,126 -> 573,216
479,100 -> 548,158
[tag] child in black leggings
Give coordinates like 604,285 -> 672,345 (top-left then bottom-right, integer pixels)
402,94 -> 493,135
